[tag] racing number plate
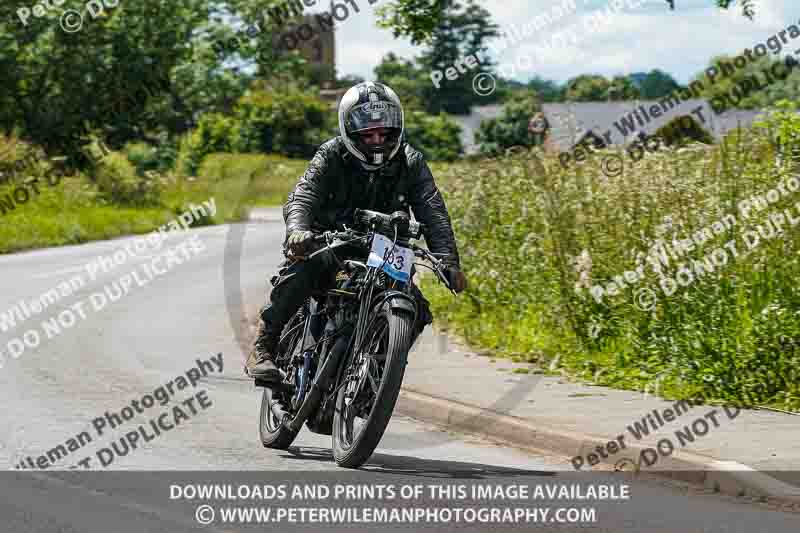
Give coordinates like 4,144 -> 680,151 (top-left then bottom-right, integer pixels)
366,233 -> 414,282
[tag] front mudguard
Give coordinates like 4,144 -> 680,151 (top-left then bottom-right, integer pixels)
370,290 -> 417,321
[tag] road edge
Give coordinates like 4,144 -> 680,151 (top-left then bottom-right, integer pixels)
396,387 -> 800,509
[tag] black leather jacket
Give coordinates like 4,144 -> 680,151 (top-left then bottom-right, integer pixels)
283,137 -> 461,267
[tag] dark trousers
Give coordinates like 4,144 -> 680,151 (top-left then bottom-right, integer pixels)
259,248 -> 433,349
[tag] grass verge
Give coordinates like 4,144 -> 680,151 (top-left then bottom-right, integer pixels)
0,152 -> 304,254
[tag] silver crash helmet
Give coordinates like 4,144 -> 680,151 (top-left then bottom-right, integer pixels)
338,82 -> 404,171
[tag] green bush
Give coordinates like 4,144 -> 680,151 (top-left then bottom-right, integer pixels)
177,113 -> 242,176
754,99 -> 800,165
475,91 -> 542,155
234,86 -> 335,158
124,142 -> 159,175
172,202 -> 214,227
93,151 -> 162,207
125,135 -> 178,175
0,135 -> 47,185
176,86 -> 336,175
404,111 -> 463,161
652,115 -> 714,147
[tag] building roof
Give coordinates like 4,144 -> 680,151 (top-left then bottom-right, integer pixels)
715,109 -> 765,137
541,100 -> 766,152
450,104 -> 504,155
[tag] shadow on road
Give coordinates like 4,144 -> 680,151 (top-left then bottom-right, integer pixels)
281,446 -> 554,480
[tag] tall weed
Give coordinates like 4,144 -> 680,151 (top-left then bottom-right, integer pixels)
425,116 -> 800,410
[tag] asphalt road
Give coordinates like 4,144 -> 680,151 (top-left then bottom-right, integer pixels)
0,216 -> 798,532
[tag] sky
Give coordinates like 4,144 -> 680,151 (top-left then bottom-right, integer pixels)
320,0 -> 800,85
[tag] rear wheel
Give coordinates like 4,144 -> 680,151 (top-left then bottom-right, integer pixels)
332,306 -> 414,468
259,387 -> 298,449
258,312 -> 305,449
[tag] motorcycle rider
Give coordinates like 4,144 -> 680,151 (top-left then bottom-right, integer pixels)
246,81 -> 467,382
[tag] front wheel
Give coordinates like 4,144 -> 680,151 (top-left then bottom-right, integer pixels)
332,306 -> 414,468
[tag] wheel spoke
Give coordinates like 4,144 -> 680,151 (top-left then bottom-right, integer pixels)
337,316 -> 392,449
344,396 -> 357,443
366,359 -> 380,395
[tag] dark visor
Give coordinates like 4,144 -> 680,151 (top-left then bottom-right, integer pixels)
346,101 -> 402,133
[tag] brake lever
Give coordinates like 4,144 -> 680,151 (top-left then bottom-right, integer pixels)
436,265 -> 456,294
410,246 -> 457,295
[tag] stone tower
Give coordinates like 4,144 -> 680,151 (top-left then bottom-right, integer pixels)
272,2 -> 336,81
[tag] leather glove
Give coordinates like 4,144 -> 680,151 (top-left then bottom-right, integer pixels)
285,230 -> 314,258
444,265 -> 467,293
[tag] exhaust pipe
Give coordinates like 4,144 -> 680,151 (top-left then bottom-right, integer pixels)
286,333 -> 351,432
270,397 -> 289,423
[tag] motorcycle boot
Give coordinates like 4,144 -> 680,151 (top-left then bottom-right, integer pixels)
245,319 -> 282,382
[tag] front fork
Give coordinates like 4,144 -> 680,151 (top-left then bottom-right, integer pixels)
343,285 -> 418,407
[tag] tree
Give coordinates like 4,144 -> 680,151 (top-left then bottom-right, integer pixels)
475,90 -> 541,155
526,76 -> 563,102
377,0 -> 453,45
379,0 -> 756,45
0,0 -> 351,168
0,0 -> 231,166
667,0 -> 756,19
404,111 -> 463,161
375,52 -> 419,82
606,76 -> 641,101
333,74 -> 366,90
637,69 -> 681,99
564,75 -> 611,102
380,0 -> 499,115
374,53 -> 427,112
691,54 -> 800,109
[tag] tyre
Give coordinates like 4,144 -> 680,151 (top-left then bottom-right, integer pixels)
258,311 -> 305,449
259,386 -> 298,449
332,306 -> 414,468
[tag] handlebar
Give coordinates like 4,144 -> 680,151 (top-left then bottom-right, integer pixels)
307,228 -> 454,292
354,208 -> 426,240
300,208 -> 452,293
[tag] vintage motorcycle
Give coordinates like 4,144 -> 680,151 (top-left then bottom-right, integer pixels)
256,208 -> 456,468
